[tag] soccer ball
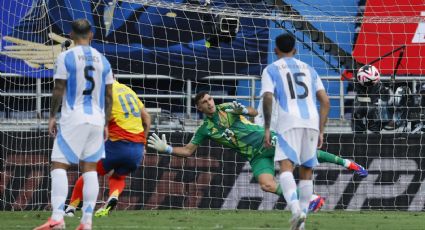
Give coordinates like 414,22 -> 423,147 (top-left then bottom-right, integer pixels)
356,65 -> 380,86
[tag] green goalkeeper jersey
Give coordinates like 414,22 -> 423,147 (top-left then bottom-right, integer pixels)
191,103 -> 275,161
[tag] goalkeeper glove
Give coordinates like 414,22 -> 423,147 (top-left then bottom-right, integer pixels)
224,101 -> 249,115
148,133 -> 173,154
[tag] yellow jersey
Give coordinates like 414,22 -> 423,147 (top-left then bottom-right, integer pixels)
108,81 -> 146,143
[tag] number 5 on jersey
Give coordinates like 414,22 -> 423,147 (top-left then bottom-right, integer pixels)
83,65 -> 95,95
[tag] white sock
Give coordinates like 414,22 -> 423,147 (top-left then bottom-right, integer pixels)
279,172 -> 300,216
107,195 -> 118,203
81,171 -> 99,224
51,169 -> 68,221
299,180 -> 313,214
343,159 -> 351,168
65,205 -> 76,212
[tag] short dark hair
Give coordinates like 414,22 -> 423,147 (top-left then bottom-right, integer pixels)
194,91 -> 209,106
71,19 -> 92,38
275,33 -> 295,53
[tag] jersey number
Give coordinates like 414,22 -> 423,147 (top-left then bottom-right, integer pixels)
286,72 -> 308,99
118,93 -> 141,118
83,65 -> 95,95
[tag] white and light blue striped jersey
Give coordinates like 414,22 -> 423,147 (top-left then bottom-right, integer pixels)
54,45 -> 114,127
260,57 -> 325,132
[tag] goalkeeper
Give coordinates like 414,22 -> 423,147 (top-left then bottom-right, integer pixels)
148,92 -> 367,212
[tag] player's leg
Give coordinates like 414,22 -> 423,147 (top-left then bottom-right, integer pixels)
34,161 -> 70,230
252,148 -> 325,212
108,174 -> 127,200
65,160 -> 109,217
317,150 -> 368,177
77,125 -> 105,229
93,142 -> 118,217
34,124 -> 86,230
274,129 -> 302,229
251,150 -> 279,194
95,141 -> 144,217
77,161 -> 98,229
64,175 -> 84,217
95,173 -> 127,217
297,129 -> 320,229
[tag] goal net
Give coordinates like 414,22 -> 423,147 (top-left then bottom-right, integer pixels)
1,0 -> 425,211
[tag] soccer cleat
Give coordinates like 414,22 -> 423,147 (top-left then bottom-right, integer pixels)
348,162 -> 368,177
308,195 -> 325,213
64,206 -> 76,217
75,222 -> 92,230
95,197 -> 118,217
290,212 -> 306,230
33,218 -> 65,230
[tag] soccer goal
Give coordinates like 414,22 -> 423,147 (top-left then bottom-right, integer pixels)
1,0 -> 425,212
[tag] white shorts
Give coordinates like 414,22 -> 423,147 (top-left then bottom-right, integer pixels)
51,123 -> 105,165
274,128 -> 319,167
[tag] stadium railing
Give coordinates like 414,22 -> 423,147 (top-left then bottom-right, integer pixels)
0,73 -> 423,133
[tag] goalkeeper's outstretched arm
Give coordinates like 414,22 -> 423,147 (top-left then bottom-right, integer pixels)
246,107 -> 258,117
169,143 -> 198,157
224,101 -> 258,117
148,133 -> 198,157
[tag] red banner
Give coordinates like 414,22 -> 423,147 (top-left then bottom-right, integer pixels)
352,0 -> 425,76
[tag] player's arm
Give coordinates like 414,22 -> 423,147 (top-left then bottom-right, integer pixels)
148,133 -> 198,157
246,106 -> 258,117
102,56 -> 114,126
50,79 -> 66,118
260,66 -> 275,148
140,106 -> 151,136
223,101 -> 258,117
317,90 -> 330,148
170,143 -> 198,157
317,89 -> 330,133
48,53 -> 67,137
262,92 -> 273,130
310,67 -> 329,148
104,84 -> 113,125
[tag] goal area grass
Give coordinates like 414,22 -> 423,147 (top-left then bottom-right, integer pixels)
1,210 -> 424,229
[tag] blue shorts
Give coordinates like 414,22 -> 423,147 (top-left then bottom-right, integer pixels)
101,140 -> 144,175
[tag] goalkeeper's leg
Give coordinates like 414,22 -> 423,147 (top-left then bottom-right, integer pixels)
252,156 -> 325,212
317,150 -> 368,177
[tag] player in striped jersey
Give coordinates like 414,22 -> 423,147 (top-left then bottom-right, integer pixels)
255,97 -> 368,179
34,19 -> 114,230
64,80 -> 151,218
261,33 -> 329,229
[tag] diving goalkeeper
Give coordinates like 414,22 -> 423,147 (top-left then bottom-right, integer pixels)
148,92 -> 367,212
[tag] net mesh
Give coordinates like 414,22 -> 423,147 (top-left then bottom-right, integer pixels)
1,0 -> 425,211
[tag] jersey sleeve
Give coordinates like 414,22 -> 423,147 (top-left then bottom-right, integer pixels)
101,55 -> 114,84
190,123 -> 208,145
316,77 -> 325,91
260,66 -> 275,96
137,97 -> 144,109
53,53 -> 67,80
309,66 -> 325,92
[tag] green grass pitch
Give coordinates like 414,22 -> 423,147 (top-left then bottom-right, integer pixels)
1,210 -> 424,229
